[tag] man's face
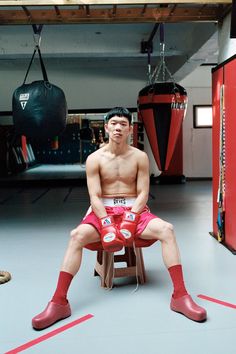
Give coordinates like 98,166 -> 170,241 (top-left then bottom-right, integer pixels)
105,116 -> 132,142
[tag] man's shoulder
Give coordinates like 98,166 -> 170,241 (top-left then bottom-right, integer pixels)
130,146 -> 147,158
86,148 -> 101,162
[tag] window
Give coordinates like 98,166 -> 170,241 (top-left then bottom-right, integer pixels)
193,105 -> 212,128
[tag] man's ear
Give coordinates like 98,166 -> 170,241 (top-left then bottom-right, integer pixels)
104,123 -> 109,134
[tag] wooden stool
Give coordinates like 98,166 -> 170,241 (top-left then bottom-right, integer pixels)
94,247 -> 146,288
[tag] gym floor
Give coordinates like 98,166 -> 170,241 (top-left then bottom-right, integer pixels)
1,174 -> 236,354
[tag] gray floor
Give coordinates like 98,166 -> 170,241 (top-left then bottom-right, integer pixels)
0,163 -> 86,182
1,179 -> 236,354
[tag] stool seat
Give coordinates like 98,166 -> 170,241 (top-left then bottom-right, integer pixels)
94,247 -> 146,288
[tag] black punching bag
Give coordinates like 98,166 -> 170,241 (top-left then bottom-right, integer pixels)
12,46 -> 67,140
138,82 -> 187,171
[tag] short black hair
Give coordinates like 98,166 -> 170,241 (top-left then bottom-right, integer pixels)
104,107 -> 132,124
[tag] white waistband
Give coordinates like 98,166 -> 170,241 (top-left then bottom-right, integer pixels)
101,197 -> 136,207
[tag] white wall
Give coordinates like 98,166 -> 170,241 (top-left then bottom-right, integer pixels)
0,59 -> 146,112
218,13 -> 236,64
180,66 -> 213,178
0,58 -> 213,178
2,15 -> 235,178
181,12 -> 236,179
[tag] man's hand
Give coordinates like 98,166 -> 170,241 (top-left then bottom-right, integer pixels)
100,215 -> 124,252
119,211 -> 140,247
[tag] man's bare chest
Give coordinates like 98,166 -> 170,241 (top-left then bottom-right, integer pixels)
100,157 -> 137,181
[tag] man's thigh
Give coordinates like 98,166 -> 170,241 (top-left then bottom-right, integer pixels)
139,217 -> 169,241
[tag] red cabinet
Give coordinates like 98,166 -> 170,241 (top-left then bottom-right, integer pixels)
212,55 -> 236,252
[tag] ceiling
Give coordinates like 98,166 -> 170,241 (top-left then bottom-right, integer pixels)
0,1 -> 232,82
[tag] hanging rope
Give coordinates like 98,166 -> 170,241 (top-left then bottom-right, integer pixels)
0,270 -> 11,284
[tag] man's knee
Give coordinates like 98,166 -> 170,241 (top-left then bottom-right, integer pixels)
159,221 -> 175,241
69,227 -> 87,248
161,221 -> 174,233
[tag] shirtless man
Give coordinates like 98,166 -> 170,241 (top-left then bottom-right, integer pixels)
32,107 -> 207,330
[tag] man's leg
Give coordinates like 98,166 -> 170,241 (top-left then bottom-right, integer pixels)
140,218 -> 207,322
32,224 -> 100,330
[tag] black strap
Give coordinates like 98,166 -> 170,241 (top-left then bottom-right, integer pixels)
160,23 -> 164,44
23,46 -> 48,84
37,46 -> 49,82
23,48 -> 37,84
32,24 -> 43,36
23,24 -> 48,84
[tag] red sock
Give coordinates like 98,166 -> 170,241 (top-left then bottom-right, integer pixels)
51,271 -> 73,305
168,264 -> 188,299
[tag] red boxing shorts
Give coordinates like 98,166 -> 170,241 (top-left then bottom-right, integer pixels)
81,197 -> 158,251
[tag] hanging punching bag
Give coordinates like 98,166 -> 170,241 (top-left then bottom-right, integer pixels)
12,46 -> 67,141
138,82 -> 187,171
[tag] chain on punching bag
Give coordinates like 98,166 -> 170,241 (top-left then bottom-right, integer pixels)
137,23 -> 187,172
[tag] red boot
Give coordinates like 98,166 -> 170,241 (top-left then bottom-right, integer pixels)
170,295 -> 207,322
32,301 -> 71,330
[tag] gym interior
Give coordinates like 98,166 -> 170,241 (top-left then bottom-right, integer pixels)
1,2 -> 236,354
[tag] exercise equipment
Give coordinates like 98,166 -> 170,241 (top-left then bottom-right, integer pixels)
137,23 -> 187,172
119,211 -> 140,247
216,85 -> 226,242
0,270 -> 11,284
100,216 -> 123,252
51,136 -> 59,150
12,25 -> 67,141
138,82 -> 187,171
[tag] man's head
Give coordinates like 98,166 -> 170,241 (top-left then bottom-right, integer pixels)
105,107 -> 132,125
104,107 -> 133,143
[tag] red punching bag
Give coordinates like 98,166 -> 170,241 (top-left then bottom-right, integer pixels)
137,82 -> 187,171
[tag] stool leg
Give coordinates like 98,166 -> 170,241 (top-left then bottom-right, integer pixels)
135,248 -> 146,284
126,247 -> 135,267
94,251 -> 114,288
94,250 -> 102,276
94,248 -> 146,288
103,251 -> 114,288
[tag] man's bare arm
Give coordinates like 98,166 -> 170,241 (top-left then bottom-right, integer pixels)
131,152 -> 150,213
86,153 -> 107,218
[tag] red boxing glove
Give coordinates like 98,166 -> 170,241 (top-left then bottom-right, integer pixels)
119,211 -> 140,247
100,215 -> 124,252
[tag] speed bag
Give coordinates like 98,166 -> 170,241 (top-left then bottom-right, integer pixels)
138,82 -> 187,171
12,80 -> 67,140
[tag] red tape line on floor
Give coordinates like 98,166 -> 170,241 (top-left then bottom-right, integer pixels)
4,314 -> 94,354
198,294 -> 236,309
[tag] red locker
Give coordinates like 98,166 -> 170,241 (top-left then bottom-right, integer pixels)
212,55 -> 236,252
